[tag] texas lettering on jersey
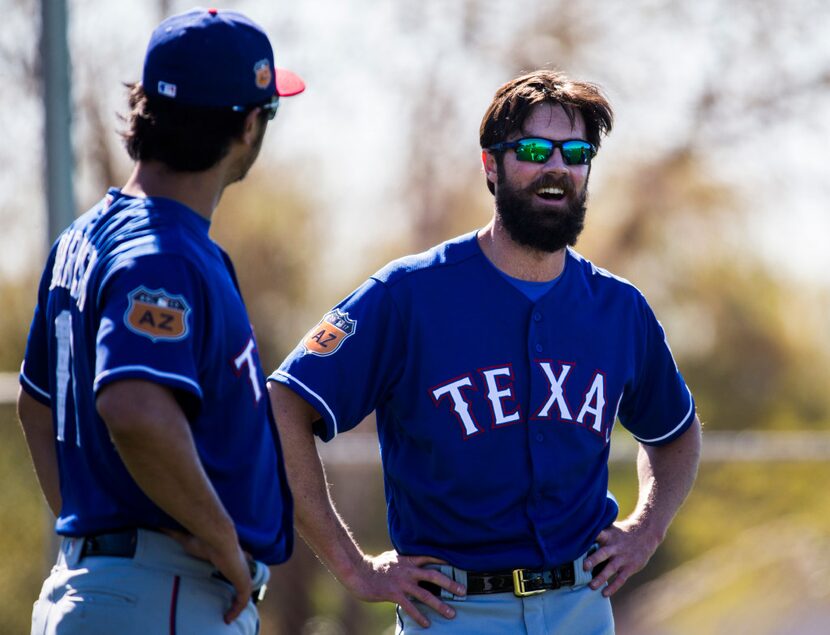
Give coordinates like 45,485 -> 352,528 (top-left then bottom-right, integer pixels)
430,361 -> 614,442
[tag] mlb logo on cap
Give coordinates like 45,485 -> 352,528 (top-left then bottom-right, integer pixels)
142,7 -> 304,109
157,81 -> 177,98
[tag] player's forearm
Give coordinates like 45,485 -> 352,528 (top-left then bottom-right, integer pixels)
629,416 -> 702,543
268,382 -> 369,588
96,379 -> 237,548
17,388 -> 62,516
291,436 -> 369,587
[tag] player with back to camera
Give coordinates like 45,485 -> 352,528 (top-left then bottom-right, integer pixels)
17,7 -> 304,634
268,70 -> 702,634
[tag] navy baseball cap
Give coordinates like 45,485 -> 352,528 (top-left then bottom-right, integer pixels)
142,7 -> 305,109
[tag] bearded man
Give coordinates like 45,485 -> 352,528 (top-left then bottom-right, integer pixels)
267,70 -> 702,635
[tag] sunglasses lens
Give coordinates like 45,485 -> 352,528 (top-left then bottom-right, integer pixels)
561,141 -> 593,165
262,97 -> 280,121
515,139 -> 553,163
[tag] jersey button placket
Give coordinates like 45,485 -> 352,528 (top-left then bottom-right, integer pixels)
532,310 -> 544,353
527,304 -> 552,555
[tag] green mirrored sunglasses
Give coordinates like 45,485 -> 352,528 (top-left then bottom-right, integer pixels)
487,137 -> 596,165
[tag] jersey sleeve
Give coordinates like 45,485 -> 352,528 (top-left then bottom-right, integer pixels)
269,278 -> 405,441
19,252 -> 57,406
617,294 -> 696,445
93,254 -> 206,404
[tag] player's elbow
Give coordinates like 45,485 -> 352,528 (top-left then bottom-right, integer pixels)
17,387 -> 53,435
677,415 -> 703,461
96,379 -> 178,441
96,384 -> 136,439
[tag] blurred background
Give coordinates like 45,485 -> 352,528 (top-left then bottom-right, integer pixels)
2,0 -> 830,633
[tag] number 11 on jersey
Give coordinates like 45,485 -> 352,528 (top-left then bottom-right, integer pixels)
54,310 -> 80,446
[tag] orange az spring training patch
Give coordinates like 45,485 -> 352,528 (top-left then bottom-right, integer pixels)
254,59 -> 272,89
303,309 -> 357,356
124,286 -> 191,342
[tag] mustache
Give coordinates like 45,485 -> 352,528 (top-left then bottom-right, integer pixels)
530,173 -> 574,195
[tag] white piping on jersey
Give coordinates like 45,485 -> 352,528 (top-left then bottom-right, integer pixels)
631,385 -> 694,444
271,369 -> 339,438
20,367 -> 51,401
607,393 -> 624,442
606,489 -> 619,507
93,366 -> 203,397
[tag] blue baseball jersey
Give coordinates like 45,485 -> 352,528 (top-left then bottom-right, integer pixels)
20,189 -> 293,564
271,231 -> 694,571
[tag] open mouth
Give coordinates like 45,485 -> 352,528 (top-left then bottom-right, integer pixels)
535,186 -> 567,201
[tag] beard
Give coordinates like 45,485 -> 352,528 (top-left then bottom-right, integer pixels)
495,164 -> 588,253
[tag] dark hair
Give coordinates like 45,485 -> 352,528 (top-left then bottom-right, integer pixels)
120,83 -> 258,171
479,70 -> 614,194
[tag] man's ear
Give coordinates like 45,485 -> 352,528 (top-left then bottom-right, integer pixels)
482,150 -> 499,187
242,108 -> 262,145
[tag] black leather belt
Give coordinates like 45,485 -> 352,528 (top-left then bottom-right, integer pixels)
80,529 -> 138,559
422,562 -> 576,597
78,529 -> 266,604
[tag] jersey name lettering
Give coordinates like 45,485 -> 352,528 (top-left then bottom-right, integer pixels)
431,362 -> 611,440
49,229 -> 99,311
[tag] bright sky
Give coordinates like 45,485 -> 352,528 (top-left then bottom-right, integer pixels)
2,0 -> 829,288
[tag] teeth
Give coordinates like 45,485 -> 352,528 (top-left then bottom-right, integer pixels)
537,187 -> 564,195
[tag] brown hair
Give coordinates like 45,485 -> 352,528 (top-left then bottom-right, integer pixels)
120,83 -> 263,172
479,70 -> 614,194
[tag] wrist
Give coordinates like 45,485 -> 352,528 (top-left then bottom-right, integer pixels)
339,554 -> 374,594
197,514 -> 238,549
621,513 -> 666,549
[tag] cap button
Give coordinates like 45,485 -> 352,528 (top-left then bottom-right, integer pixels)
208,8 -> 218,16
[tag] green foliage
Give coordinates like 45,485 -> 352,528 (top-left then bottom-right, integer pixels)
579,147 -> 830,434
677,264 -> 830,432
0,274 -> 38,372
3,0 -> 830,632
613,462 -> 830,633
0,405 -> 51,635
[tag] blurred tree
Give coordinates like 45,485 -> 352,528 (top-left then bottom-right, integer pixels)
394,0 -> 830,436
382,1 -> 830,627
0,274 -> 39,371
4,0 -> 830,633
210,173 -> 319,370
0,0 -> 37,90
0,405 -> 50,635
211,171 -> 343,634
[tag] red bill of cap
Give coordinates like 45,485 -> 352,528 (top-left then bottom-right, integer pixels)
276,68 -> 305,96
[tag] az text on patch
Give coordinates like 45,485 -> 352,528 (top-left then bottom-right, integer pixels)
124,286 -> 191,342
303,309 -> 356,356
